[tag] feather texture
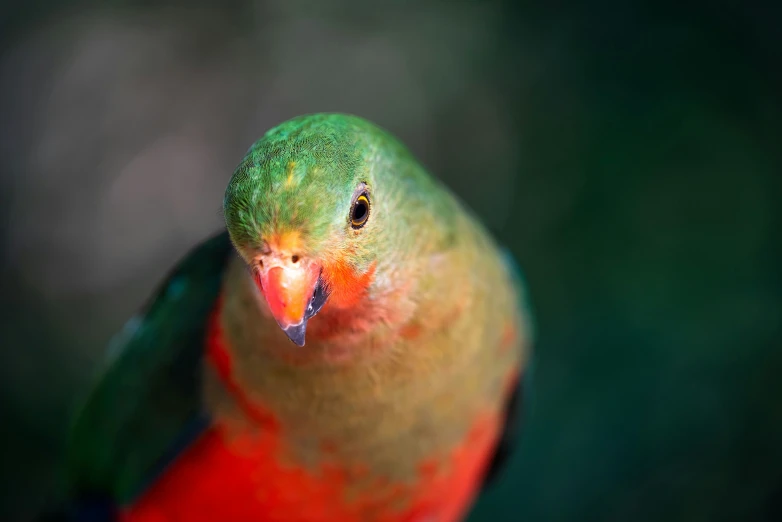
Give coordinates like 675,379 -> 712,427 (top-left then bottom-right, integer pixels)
59,114 -> 533,522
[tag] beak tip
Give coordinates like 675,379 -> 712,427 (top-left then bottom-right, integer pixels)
282,322 -> 307,347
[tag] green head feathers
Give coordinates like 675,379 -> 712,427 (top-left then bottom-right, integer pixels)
223,113 -> 458,273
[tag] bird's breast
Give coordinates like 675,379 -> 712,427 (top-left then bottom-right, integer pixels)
119,298 -> 508,522
119,412 -> 501,522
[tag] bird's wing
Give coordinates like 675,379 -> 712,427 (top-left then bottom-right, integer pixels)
65,231 -> 234,507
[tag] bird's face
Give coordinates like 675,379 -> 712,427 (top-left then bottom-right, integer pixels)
224,116 -> 381,346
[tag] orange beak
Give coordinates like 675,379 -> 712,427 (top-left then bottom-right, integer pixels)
255,255 -> 329,346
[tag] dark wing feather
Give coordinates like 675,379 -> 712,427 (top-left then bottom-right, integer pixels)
65,231 -> 234,506
481,373 -> 524,488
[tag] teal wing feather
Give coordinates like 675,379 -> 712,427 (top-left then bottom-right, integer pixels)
65,231 -> 234,505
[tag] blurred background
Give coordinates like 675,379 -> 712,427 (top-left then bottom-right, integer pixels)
1,1 -> 781,521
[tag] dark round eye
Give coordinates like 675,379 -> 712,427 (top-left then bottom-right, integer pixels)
350,192 -> 370,229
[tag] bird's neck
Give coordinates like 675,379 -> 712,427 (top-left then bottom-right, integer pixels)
209,239 -> 483,400
202,216 -> 524,484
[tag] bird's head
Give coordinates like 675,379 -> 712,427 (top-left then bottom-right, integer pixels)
224,114 -> 414,346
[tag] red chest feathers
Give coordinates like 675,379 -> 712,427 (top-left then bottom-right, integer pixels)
120,304 -> 502,522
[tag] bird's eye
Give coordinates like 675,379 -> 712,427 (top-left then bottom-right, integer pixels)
350,192 -> 370,229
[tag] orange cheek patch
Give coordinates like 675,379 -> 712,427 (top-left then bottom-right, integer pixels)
322,259 -> 376,309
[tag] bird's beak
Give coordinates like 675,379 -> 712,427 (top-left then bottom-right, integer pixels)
254,255 -> 329,346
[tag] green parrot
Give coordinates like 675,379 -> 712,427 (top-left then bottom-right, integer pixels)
52,113 -> 533,522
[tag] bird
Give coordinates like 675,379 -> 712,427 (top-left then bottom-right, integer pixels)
52,113 -> 534,522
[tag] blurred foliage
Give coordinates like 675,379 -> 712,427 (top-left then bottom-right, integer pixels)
1,1 -> 781,521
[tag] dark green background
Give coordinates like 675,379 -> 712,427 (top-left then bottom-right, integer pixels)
1,2 -> 780,521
